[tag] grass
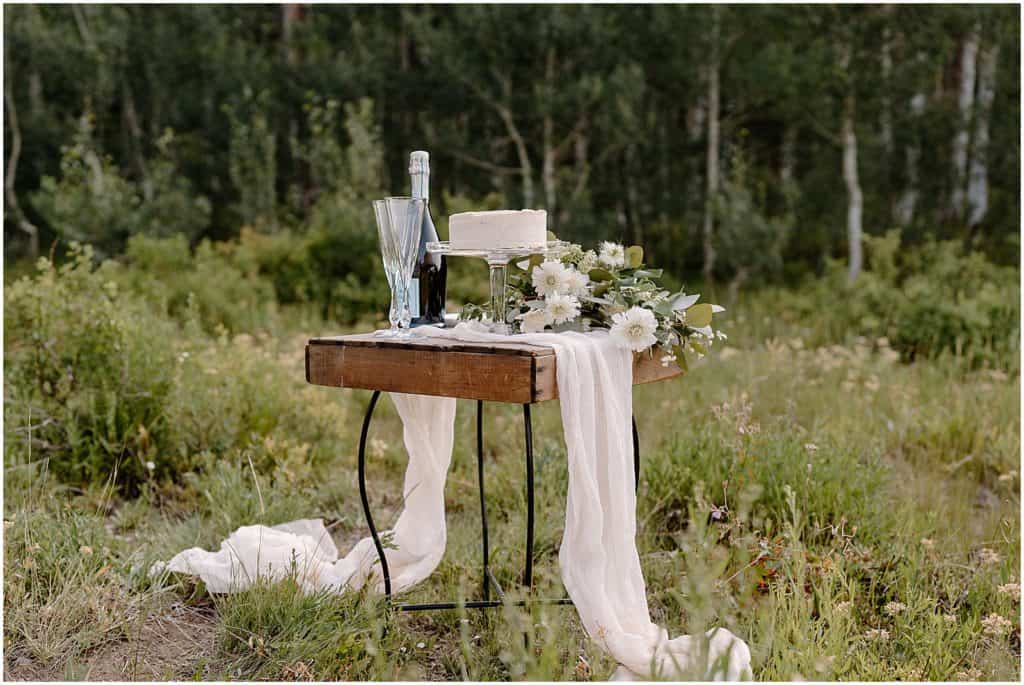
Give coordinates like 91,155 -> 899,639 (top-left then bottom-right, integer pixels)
3,297 -> 1020,681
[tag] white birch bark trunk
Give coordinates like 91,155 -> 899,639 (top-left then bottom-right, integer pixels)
951,29 -> 979,217
702,5 -> 720,283
880,23 -> 894,158
967,43 -> 998,227
840,45 -> 863,284
895,93 -> 926,226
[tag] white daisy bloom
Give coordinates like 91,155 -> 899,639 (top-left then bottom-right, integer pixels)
532,260 -> 570,297
545,294 -> 581,324
609,306 -> 658,352
565,268 -> 590,296
518,307 -> 553,333
598,241 -> 625,268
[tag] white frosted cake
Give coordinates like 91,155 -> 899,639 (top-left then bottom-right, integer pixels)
448,210 -> 547,250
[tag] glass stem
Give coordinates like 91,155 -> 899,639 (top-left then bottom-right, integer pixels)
488,260 -> 508,332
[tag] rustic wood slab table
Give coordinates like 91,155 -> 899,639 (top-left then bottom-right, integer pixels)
306,332 -> 681,612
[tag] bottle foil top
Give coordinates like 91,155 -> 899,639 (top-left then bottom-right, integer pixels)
409,150 -> 430,175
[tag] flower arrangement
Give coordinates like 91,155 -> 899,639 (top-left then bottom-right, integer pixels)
462,239 -> 726,370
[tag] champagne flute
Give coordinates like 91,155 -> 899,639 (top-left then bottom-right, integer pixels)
373,197 -> 424,337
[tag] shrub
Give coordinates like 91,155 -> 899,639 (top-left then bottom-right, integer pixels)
790,232 -> 1019,369
4,245 -> 181,489
123,233 -> 279,335
3,245 -> 348,493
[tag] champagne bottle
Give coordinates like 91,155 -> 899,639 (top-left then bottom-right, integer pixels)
409,151 -> 447,326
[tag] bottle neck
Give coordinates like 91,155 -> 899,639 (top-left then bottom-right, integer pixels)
411,172 -> 430,203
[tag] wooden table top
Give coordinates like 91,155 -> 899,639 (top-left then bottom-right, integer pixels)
306,332 -> 681,404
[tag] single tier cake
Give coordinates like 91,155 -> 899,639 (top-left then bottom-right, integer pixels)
448,209 -> 547,250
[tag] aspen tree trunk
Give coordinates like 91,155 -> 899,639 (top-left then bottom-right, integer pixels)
840,44 -> 863,284
4,80 -> 40,258
968,43 -> 999,227
895,93 -> 926,225
542,49 -> 557,223
951,29 -> 979,218
880,22 -> 894,158
702,5 -> 720,284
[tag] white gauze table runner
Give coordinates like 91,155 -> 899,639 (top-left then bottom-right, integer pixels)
155,324 -> 751,680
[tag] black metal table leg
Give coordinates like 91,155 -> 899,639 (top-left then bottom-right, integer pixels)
632,415 -> 640,494
355,394 -> 642,614
357,390 -> 392,599
523,403 -> 535,589
476,400 -> 490,601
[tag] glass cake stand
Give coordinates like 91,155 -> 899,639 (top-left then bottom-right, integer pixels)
426,240 -> 569,334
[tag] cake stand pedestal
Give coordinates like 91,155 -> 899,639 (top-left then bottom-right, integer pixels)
426,241 -> 568,334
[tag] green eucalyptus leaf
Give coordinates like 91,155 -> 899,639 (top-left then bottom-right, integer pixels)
588,267 -> 614,282
686,303 -> 713,327
625,245 -> 643,268
633,268 -> 663,279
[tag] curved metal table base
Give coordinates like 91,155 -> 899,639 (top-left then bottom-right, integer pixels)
357,390 -> 641,612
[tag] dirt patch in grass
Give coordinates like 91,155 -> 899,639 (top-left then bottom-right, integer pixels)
5,603 -> 219,682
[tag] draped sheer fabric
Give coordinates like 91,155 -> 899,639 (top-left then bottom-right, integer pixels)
154,324 -> 751,680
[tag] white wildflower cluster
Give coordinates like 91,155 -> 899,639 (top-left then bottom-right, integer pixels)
975,547 -> 1002,566
864,628 -> 890,642
996,582 -> 1020,602
980,612 -> 1013,637
883,601 -> 907,616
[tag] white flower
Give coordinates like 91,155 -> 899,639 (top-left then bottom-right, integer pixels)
598,241 -> 625,268
518,307 -> 553,333
545,294 -> 581,324
884,601 -> 907,616
863,628 -> 890,642
981,612 -> 1013,636
610,306 -> 658,352
565,268 -> 590,296
660,353 -> 677,367
578,250 -> 598,273
532,260 -> 570,297
997,582 -> 1020,602
145,460 -> 156,471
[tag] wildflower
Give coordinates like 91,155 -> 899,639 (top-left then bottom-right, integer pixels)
883,601 -> 907,616
659,353 -> 677,367
416,641 -> 426,649
531,260 -> 570,297
545,294 -> 581,324
980,613 -> 1012,637
833,601 -> 853,617
942,613 -> 958,625
145,460 -> 156,472
609,306 -> 658,352
903,667 -> 923,680
920,538 -> 935,549
996,582 -> 1020,602
518,307 -> 553,333
976,548 -> 1001,565
598,241 -> 625,268
864,628 -> 890,642
804,443 -> 819,453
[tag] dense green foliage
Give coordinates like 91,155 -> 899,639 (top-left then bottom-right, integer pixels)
4,4 -> 1020,284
